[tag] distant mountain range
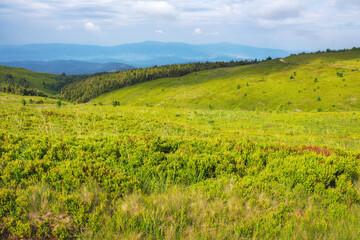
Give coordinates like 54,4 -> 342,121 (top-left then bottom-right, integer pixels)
0,41 -> 291,73
0,60 -> 133,75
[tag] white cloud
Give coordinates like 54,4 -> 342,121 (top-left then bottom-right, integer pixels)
85,22 -> 100,32
155,29 -> 164,34
255,0 -> 303,20
1,0 -> 360,49
132,1 -> 178,20
194,28 -> 202,34
56,25 -> 72,31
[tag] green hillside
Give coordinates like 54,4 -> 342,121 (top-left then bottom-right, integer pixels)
61,61 -> 254,103
93,48 -> 360,112
0,66 -> 59,95
1,48 -> 360,239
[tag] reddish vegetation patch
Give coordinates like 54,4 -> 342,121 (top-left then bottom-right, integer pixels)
260,144 -> 334,157
262,146 -> 281,153
301,146 -> 331,156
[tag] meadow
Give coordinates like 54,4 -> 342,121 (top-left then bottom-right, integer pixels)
93,50 -> 360,112
1,93 -> 359,239
0,48 -> 359,239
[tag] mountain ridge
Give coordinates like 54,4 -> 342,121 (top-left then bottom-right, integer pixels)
0,41 -> 291,68
0,60 -> 133,75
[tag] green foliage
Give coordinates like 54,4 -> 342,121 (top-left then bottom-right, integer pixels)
56,100 -> 62,107
337,72 -> 344,78
0,84 -> 47,97
21,99 -> 26,106
112,100 -> 120,107
0,95 -> 360,238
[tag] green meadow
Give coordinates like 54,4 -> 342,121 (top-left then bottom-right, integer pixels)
0,49 -> 360,239
93,50 -> 360,112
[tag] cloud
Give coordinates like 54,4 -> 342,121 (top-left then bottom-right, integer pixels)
193,28 -> 219,35
194,28 -> 202,34
155,29 -> 164,34
255,0 -> 303,20
337,0 -> 360,7
85,22 -> 100,33
56,25 -> 72,31
1,0 -> 360,50
132,1 -> 178,20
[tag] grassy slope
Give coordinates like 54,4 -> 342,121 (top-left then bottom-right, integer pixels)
1,93 -> 360,239
1,93 -> 359,150
93,49 -> 360,111
0,66 -> 58,95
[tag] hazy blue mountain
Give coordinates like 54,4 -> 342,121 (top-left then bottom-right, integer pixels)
0,41 -> 291,68
0,60 -> 133,75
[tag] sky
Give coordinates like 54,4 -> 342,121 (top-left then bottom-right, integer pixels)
0,0 -> 359,51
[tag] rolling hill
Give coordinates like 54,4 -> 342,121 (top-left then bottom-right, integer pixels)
0,66 -> 59,95
92,48 -> 360,112
0,60 -> 133,75
1,48 -> 360,239
0,65 -> 104,96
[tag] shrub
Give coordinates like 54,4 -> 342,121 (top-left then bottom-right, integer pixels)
112,100 -> 120,107
21,99 -> 26,106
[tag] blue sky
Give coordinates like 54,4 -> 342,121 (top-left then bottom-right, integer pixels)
0,0 -> 359,51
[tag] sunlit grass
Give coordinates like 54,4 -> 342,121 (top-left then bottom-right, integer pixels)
93,53 -> 360,112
